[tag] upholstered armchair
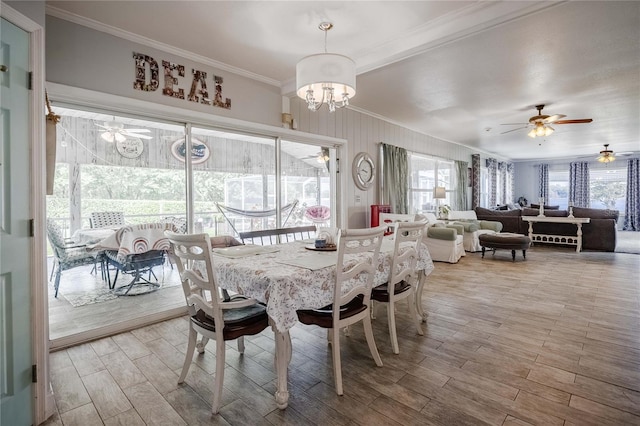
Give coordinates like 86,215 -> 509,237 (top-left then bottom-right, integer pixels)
447,210 -> 503,252
421,213 -> 466,263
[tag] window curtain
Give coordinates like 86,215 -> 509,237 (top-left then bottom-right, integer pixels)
623,158 -> 640,231
506,163 -> 515,205
454,160 -> 468,211
486,158 -> 497,206
498,162 -> 507,205
569,161 -> 590,207
538,164 -> 549,204
471,154 -> 480,209
381,143 -> 409,214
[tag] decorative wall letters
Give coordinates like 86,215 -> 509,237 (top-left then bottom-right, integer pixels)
133,52 -> 231,109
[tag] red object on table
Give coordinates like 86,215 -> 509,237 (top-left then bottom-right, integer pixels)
370,204 -> 391,227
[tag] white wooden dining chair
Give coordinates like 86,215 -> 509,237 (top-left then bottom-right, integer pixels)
371,220 -> 425,354
164,231 -> 270,414
297,225 -> 387,395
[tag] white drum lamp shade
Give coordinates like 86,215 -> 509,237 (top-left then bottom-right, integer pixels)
296,53 -> 356,100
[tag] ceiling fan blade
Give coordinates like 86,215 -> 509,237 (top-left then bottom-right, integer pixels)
126,134 -> 153,140
500,123 -> 528,126
500,126 -> 528,134
122,128 -> 151,133
554,119 -> 593,124
544,114 -> 566,123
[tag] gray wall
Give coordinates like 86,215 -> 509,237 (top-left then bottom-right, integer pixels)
7,1 -> 45,27
45,16 -> 282,127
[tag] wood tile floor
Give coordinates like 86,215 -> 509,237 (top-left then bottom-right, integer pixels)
42,246 -> 640,425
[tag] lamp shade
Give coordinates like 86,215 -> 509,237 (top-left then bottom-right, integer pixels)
434,186 -> 446,199
296,53 -> 356,100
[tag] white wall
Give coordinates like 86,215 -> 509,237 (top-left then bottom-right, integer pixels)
289,98 -> 488,227
45,16 -> 282,127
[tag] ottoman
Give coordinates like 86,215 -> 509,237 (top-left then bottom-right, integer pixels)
478,233 -> 531,261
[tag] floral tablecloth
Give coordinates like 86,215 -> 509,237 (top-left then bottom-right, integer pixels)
207,237 -> 434,333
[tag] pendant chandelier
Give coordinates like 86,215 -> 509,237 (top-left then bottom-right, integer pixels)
296,22 -> 356,112
597,144 -> 615,163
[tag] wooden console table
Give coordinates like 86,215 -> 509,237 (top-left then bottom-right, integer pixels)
521,216 -> 590,252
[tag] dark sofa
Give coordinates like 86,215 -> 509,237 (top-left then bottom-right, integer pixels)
475,206 -> 619,251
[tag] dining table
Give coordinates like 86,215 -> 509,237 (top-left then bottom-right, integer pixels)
204,235 -> 435,409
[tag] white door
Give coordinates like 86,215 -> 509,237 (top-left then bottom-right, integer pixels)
0,17 -> 33,426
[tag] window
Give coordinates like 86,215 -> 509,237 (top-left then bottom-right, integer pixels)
479,166 -> 489,207
590,167 -> 626,212
549,170 -> 569,209
408,154 -> 454,213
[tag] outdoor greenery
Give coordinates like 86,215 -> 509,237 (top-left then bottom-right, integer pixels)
591,180 -> 626,209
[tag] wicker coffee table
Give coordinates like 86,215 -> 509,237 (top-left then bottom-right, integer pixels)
479,233 -> 531,261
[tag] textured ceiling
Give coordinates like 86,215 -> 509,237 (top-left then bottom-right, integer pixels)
47,1 -> 640,161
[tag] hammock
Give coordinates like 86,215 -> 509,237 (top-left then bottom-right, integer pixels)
216,200 -> 298,236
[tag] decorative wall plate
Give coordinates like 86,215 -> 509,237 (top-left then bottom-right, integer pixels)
116,138 -> 144,159
170,137 -> 210,164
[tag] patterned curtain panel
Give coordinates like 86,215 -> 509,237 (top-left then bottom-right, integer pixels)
507,163 -> 515,205
471,154 -> 480,209
623,158 -> 640,231
538,164 -> 549,204
381,143 -> 409,214
454,160 -> 469,211
498,162 -> 507,205
486,158 -> 497,206
569,161 -> 590,207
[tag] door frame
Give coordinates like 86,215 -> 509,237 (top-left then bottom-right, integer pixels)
1,3 -> 53,424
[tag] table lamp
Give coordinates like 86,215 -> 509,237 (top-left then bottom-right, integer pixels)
434,186 -> 446,216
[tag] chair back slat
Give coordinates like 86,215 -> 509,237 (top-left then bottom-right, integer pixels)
90,211 -> 125,228
333,226 -> 386,316
388,221 -> 425,286
165,231 -> 223,320
239,225 -> 316,245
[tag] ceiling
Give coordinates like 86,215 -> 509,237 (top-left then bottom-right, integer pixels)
47,1 -> 640,161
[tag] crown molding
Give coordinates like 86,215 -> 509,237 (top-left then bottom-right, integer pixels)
46,5 -> 281,88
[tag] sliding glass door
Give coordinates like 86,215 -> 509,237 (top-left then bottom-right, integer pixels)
46,105 -> 339,343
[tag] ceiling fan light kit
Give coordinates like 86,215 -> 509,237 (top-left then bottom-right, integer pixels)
296,22 -> 356,113
597,144 -> 615,163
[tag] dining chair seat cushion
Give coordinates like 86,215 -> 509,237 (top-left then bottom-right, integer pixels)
191,304 -> 269,341
371,280 -> 411,303
297,295 -> 367,328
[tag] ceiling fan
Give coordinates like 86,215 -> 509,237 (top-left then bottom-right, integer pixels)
96,120 -> 153,143
501,104 -> 593,138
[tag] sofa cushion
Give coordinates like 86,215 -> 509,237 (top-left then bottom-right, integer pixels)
530,204 -> 560,210
572,207 -> 619,221
427,227 -> 456,241
475,207 -> 521,217
522,208 -> 568,217
448,210 -> 478,220
480,221 -> 503,233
